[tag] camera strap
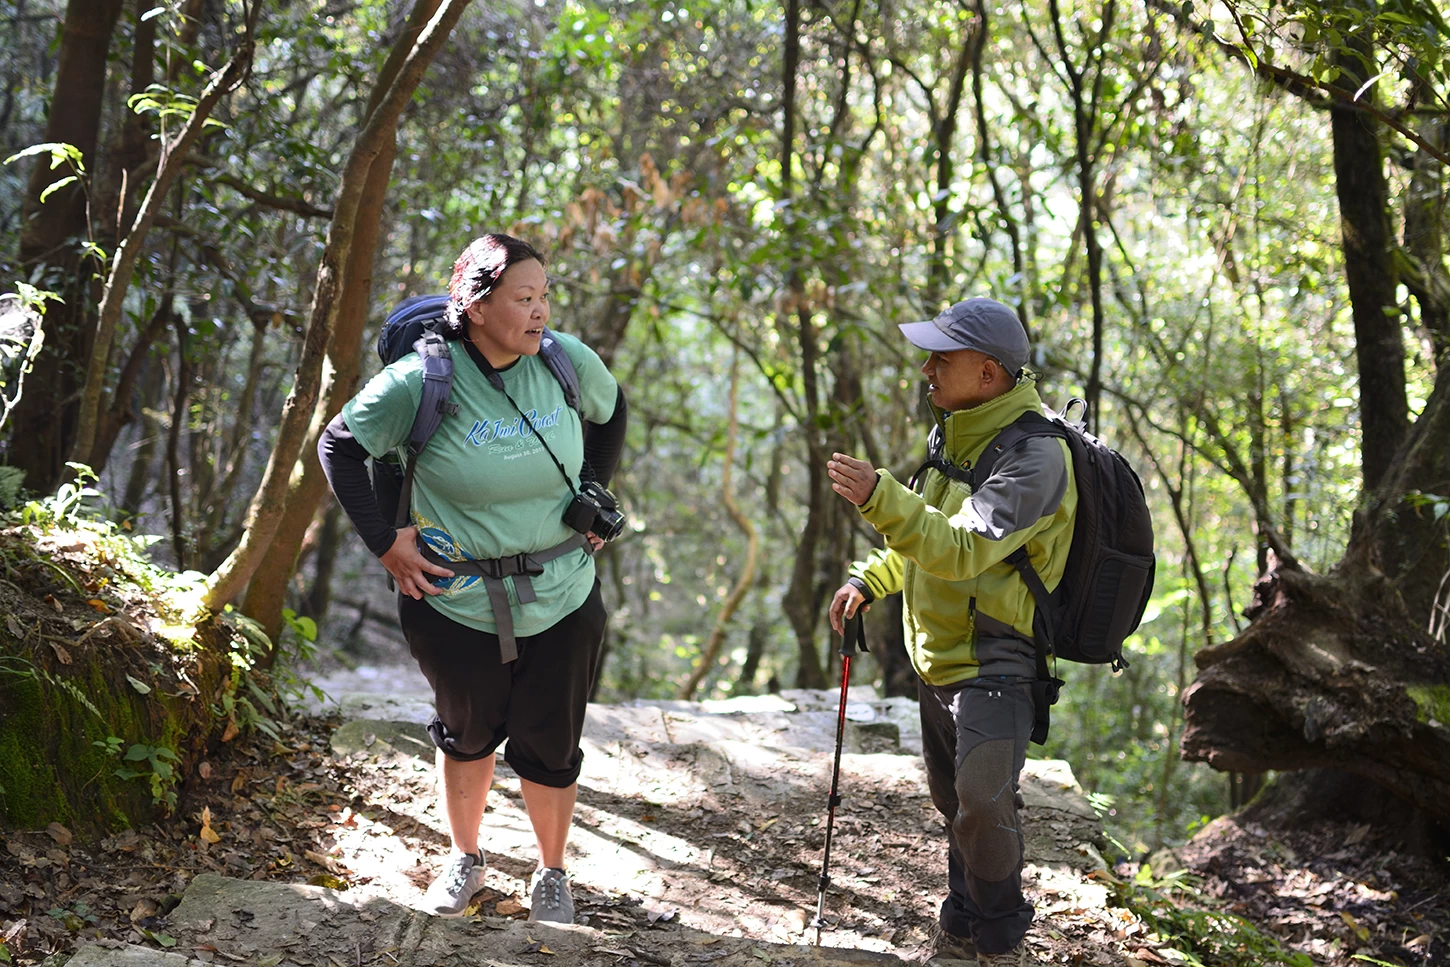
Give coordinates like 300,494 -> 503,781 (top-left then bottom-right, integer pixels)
485,359 -> 581,497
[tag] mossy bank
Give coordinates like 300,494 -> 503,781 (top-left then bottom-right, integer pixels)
0,516 -> 268,835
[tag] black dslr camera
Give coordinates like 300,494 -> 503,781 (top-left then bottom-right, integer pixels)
563,480 -> 626,542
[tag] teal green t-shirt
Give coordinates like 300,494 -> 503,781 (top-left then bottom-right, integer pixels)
342,331 -> 618,637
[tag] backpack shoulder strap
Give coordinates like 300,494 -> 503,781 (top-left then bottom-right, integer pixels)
407,332 -> 456,455
538,329 -> 582,415
395,332 -> 456,529
966,411 -> 1068,491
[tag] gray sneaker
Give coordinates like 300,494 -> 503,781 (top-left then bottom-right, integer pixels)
527,867 -> 574,923
976,943 -> 1028,967
421,851 -> 487,917
913,923 -> 976,963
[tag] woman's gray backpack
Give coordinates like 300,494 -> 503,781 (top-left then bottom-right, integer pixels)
966,403 -> 1156,743
371,294 -> 581,528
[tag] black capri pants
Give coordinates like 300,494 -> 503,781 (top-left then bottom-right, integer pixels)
398,581 -> 608,788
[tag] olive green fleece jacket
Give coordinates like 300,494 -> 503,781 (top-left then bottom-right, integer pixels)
848,380 -> 1077,686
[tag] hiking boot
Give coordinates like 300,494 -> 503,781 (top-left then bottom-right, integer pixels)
976,943 -> 1028,967
421,851 -> 487,917
528,867 -> 575,923
913,923 -> 976,963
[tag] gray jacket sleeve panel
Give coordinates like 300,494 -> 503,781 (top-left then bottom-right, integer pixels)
960,436 -> 1069,541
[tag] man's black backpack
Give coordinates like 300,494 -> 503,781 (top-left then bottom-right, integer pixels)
963,403 -> 1156,742
371,294 -> 582,529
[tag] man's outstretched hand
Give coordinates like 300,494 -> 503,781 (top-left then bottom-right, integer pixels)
828,452 -> 878,506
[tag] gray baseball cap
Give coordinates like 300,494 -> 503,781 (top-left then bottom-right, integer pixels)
898,297 -> 1029,375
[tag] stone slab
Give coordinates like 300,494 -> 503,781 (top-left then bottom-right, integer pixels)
330,719 -> 435,761
163,874 -> 907,967
66,945 -> 210,967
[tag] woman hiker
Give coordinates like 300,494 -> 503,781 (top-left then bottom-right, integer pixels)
319,233 -> 628,920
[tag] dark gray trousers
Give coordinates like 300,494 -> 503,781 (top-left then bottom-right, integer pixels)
918,674 -> 1035,955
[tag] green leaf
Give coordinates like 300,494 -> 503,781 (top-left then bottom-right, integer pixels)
125,744 -> 152,762
2,141 -> 84,171
246,677 -> 278,714
145,930 -> 177,948
39,175 -> 77,203
126,674 -> 152,694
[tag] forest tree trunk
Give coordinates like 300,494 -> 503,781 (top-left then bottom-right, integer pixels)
9,0 -> 124,493
203,0 -> 470,613
72,16 -> 258,473
1329,37 -> 1407,490
777,0 -> 827,689
239,0 -> 440,645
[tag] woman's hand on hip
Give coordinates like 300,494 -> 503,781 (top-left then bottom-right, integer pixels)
380,526 -> 455,599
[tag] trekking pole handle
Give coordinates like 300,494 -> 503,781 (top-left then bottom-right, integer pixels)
840,612 -> 867,657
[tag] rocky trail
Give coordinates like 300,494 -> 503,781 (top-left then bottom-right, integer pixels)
4,658 -> 1128,967
3,660 -> 1444,966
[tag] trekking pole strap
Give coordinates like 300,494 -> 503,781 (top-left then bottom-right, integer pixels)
840,612 -> 867,656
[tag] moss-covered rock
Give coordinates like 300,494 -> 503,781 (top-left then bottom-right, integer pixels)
1406,684 -> 1450,727
0,520 -> 255,836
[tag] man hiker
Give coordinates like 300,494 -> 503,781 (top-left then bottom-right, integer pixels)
826,297 -> 1076,967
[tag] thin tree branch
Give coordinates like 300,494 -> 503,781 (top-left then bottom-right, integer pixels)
211,173 -> 334,218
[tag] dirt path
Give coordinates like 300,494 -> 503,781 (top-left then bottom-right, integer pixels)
3,666 -> 1444,966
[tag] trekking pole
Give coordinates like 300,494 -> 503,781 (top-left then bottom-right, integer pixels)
812,612 -> 867,946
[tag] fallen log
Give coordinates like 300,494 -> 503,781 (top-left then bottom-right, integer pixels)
1182,365 -> 1450,825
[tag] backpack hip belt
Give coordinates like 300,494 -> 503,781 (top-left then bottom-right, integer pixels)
418,533 -> 592,663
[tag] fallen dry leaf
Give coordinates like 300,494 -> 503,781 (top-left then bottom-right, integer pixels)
44,593 -> 63,612
304,850 -> 339,873
86,597 -> 110,613
198,761 -> 212,780
231,770 -> 248,794
130,898 -> 160,922
5,615 -> 25,637
49,641 -> 72,664
221,718 -> 240,743
200,807 -> 222,844
46,822 -> 72,846
497,898 -> 525,916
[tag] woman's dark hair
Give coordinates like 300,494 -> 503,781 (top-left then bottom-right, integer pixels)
441,233 -> 546,339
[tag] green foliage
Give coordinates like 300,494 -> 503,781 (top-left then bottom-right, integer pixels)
2,140 -> 85,172
114,743 -> 182,810
0,472 -> 282,829
21,463 -> 100,526
127,85 -> 226,130
0,466 -> 24,510
279,608 -> 317,646
1118,868 -> 1314,967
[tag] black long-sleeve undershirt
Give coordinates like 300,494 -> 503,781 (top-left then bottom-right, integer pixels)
583,384 -> 627,487
318,376 -> 629,558
318,414 -> 397,557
